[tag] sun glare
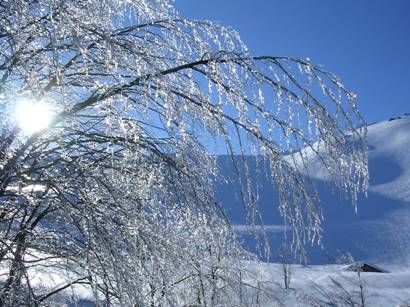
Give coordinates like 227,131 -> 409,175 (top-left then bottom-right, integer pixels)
15,98 -> 54,134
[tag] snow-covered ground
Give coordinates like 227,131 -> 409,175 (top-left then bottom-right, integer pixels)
246,262 -> 410,306
20,260 -> 410,306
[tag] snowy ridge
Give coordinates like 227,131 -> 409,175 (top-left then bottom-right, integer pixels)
366,116 -> 410,202
217,115 -> 410,267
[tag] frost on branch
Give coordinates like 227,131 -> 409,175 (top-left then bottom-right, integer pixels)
0,0 -> 367,304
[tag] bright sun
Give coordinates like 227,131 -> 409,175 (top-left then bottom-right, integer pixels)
15,98 -> 54,134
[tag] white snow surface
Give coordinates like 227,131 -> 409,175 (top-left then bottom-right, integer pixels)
299,116 -> 410,202
365,117 -> 410,202
18,259 -> 410,306
247,262 -> 410,306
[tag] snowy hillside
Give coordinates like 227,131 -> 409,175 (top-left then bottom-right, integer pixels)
216,115 -> 410,267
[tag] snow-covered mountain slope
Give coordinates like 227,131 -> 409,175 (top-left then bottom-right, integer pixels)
216,115 -> 410,267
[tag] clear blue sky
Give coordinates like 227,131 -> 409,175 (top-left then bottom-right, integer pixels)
177,0 -> 410,124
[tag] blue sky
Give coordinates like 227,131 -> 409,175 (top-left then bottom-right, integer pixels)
177,0 -> 410,124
